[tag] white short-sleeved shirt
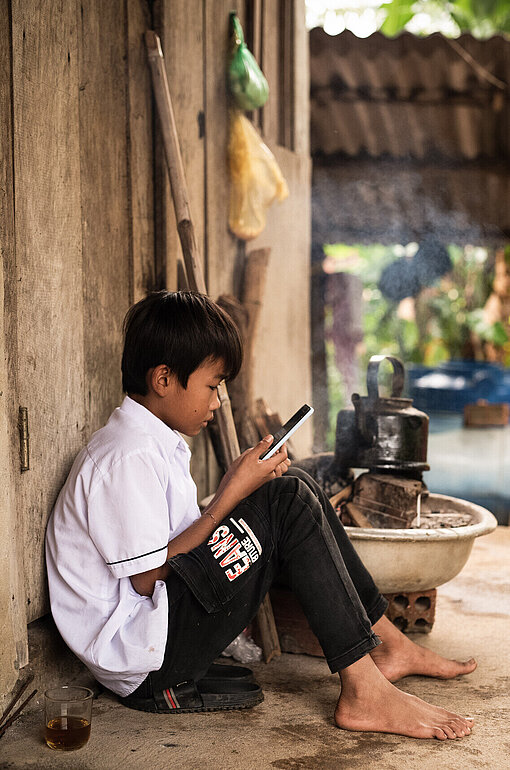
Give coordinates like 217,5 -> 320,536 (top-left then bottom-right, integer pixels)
45,396 -> 200,696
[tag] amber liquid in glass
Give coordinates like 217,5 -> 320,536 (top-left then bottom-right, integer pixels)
45,716 -> 91,750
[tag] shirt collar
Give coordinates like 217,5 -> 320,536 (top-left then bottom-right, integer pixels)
119,395 -> 191,459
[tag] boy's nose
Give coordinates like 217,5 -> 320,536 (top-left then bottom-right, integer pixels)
211,390 -> 221,410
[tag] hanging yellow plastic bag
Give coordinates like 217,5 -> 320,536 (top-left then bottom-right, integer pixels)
228,111 -> 289,241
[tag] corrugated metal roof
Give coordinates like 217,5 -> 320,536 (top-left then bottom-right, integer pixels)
310,29 -> 510,161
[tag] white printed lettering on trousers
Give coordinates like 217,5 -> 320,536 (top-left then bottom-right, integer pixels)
207,518 -> 263,581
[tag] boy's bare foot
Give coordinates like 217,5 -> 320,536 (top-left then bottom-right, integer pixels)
370,615 -> 477,682
335,655 -> 474,740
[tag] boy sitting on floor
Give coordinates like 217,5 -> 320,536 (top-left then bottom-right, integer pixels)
46,290 -> 476,740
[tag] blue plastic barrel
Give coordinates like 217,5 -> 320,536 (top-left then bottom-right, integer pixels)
410,360 -> 506,413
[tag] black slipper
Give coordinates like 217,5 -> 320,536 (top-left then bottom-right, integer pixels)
202,662 -> 254,682
119,677 -> 263,713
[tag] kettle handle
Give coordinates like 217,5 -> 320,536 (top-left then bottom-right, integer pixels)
366,355 -> 405,403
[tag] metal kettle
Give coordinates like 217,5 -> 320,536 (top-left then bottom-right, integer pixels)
335,355 -> 429,471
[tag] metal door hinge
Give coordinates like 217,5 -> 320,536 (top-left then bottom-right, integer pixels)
18,406 -> 29,472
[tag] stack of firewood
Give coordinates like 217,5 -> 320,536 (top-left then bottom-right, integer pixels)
331,473 -> 427,530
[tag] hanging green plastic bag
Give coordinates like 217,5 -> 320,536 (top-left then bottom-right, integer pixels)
229,13 -> 269,111
228,111 -> 289,241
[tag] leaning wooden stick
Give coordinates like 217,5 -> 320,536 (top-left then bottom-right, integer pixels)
145,31 -> 280,661
0,674 -> 34,729
0,690 -> 37,738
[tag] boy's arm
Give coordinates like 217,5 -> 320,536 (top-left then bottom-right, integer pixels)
130,436 -> 290,597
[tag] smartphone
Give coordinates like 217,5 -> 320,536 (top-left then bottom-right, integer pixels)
259,404 -> 314,460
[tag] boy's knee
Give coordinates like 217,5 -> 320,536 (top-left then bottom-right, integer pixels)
286,466 -> 316,488
266,473 -> 300,498
267,473 -> 324,527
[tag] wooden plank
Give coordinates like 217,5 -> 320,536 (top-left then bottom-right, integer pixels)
269,586 -> 324,657
250,146 -> 313,460
79,0 -> 130,435
353,473 -> 422,528
279,0 -> 295,150
127,0 -> 156,302
293,0 -> 309,156
261,0 -> 278,144
253,593 -> 281,663
244,0 -> 263,132
345,502 -> 373,529
204,0 -> 243,298
0,0 -> 29,684
146,30 -> 207,295
12,0 -> 85,621
151,0 -> 173,292
329,485 -> 353,510
155,0 -> 206,293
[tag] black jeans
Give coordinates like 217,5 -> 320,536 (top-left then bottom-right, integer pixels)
139,468 -> 387,695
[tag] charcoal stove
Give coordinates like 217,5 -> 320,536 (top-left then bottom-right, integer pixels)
334,355 -> 430,529
330,355 -> 495,621
279,356 -> 497,642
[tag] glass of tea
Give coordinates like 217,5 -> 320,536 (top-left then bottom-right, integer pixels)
44,685 -> 93,751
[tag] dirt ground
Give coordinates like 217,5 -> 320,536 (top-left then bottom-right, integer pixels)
1,527 -> 509,770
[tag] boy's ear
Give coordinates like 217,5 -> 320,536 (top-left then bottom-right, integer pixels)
148,364 -> 174,396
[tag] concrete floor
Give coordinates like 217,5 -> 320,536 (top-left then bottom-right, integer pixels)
1,527 -> 509,770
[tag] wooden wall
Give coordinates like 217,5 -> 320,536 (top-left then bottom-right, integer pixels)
0,0 -> 310,701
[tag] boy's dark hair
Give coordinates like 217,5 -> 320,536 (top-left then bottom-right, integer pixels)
121,291 -> 243,395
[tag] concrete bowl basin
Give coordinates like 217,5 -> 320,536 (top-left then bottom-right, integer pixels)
345,492 -> 498,593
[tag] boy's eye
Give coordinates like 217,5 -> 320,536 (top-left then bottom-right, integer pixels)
209,385 -> 219,392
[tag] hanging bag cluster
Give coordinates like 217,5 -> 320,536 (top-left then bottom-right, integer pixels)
227,13 -> 288,241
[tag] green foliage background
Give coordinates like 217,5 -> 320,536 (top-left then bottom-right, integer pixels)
322,244 -> 510,446
381,0 -> 510,38
324,243 -> 509,370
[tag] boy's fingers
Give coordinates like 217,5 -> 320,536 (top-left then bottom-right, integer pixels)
266,444 -> 289,469
272,454 -> 286,476
255,435 -> 274,458
277,456 -> 291,473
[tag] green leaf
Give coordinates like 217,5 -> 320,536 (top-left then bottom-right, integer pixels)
380,0 -> 415,36
466,309 -> 508,345
491,322 -> 509,346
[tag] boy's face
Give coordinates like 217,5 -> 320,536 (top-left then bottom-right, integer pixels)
158,357 -> 225,436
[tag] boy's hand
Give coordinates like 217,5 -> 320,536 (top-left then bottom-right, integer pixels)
213,435 -> 291,510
